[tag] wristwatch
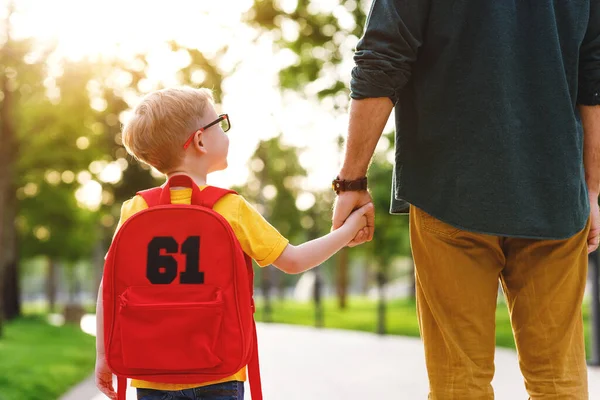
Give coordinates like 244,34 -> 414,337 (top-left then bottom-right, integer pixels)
331,176 -> 368,195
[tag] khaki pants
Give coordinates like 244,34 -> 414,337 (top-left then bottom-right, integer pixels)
410,206 -> 590,399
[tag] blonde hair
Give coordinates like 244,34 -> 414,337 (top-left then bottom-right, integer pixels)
122,87 -> 214,173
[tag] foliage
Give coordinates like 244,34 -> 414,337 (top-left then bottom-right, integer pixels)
0,316 -> 95,400
1,3 -> 229,320
16,61 -> 103,262
240,135 -> 307,242
234,135 -> 308,305
245,0 -> 413,299
246,0 -> 369,105
364,133 -> 411,268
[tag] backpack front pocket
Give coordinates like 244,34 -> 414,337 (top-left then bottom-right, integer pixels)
118,284 -> 223,371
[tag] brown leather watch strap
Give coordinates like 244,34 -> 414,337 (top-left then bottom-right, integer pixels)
332,176 -> 368,194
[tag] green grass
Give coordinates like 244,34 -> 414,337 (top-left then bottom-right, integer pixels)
255,297 -> 593,357
0,316 -> 96,400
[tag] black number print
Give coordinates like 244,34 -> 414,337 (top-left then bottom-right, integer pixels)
180,236 -> 204,284
146,236 -> 203,284
146,237 -> 178,284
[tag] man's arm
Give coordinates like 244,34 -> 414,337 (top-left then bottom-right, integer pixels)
578,2 -> 600,106
334,0 -> 430,244
581,106 -> 600,253
339,98 -> 394,180
582,106 -> 600,196
578,2 -> 600,253
332,98 -> 392,245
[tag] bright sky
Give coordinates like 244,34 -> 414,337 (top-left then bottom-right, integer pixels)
5,0 -> 392,209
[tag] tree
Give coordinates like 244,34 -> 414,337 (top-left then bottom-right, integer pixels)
364,133 -> 411,334
246,0 -> 368,104
1,15 -> 228,321
0,17 -> 16,332
305,189 -> 336,326
237,135 -> 307,319
246,1 -> 372,308
0,1 -> 51,327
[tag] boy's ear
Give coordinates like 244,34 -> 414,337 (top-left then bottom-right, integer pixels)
192,130 -> 207,155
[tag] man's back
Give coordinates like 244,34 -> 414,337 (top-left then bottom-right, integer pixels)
351,0 -> 598,238
340,2 -> 599,398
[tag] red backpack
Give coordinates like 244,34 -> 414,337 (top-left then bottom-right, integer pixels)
103,175 -> 262,400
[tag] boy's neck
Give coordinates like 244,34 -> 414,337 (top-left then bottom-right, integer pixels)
166,170 -> 208,187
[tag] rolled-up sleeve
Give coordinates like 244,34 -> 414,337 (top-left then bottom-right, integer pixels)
579,2 -> 600,105
350,0 -> 430,104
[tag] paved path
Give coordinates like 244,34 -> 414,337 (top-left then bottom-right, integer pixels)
62,323 -> 600,400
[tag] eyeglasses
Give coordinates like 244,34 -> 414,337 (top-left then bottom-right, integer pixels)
183,114 -> 231,149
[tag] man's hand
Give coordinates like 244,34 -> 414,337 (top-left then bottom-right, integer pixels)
332,191 -> 375,247
95,355 -> 116,399
588,193 -> 600,254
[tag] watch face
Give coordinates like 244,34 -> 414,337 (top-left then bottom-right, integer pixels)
332,180 -> 342,193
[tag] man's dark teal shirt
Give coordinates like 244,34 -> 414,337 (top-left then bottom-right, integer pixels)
351,0 -> 600,239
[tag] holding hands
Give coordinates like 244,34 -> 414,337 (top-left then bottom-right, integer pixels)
333,191 -> 375,247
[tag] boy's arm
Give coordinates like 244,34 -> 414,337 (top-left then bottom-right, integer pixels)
273,203 -> 372,274
95,283 -> 117,399
95,281 -> 105,355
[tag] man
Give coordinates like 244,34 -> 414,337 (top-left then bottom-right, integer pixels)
332,1 -> 600,398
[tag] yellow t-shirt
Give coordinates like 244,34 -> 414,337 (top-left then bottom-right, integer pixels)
113,186 -> 289,390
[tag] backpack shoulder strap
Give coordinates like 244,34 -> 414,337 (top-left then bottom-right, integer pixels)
136,187 -> 162,207
136,185 -> 236,208
117,376 -> 127,400
199,186 -> 237,209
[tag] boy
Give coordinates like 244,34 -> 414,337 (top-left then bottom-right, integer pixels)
95,87 -> 372,400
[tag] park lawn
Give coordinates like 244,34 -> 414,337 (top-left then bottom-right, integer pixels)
0,316 -> 95,400
255,297 -> 593,358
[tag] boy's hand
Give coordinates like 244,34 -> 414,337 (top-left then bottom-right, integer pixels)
333,191 -> 375,246
95,355 -> 116,399
342,202 -> 373,241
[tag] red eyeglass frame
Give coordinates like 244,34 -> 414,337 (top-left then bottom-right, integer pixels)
183,114 -> 230,149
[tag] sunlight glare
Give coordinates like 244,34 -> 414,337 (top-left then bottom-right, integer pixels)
98,162 -> 123,184
80,313 -> 97,336
75,179 -> 102,211
296,192 -> 316,211
11,0 -> 251,60
6,0 -> 377,192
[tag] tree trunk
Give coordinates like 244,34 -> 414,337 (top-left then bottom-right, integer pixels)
275,268 -> 285,301
47,257 -> 57,313
361,262 -> 370,296
261,265 -> 272,322
0,5 -> 17,336
3,232 -> 20,321
308,210 -> 324,327
2,262 -> 18,320
336,247 -> 349,309
313,269 -> 324,328
63,263 -> 85,324
376,266 -> 387,335
2,189 -> 18,321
